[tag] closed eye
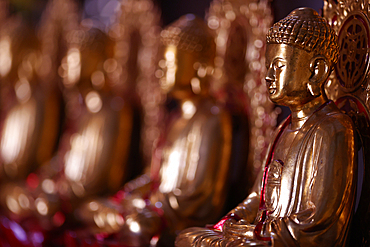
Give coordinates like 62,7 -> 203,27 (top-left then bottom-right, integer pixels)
274,60 -> 285,69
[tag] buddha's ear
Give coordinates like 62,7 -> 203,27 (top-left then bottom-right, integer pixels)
308,55 -> 330,97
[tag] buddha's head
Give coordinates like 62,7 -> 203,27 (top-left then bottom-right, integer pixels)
158,14 -> 216,100
265,8 -> 339,107
0,22 -> 42,107
60,28 -> 116,112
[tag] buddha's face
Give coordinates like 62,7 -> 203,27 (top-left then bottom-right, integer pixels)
159,45 -> 208,100
60,29 -> 115,99
265,44 -> 315,107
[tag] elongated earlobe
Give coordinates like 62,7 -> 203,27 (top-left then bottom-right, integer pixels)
308,55 -> 330,97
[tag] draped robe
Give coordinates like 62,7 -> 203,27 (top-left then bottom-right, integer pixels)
176,101 -> 356,247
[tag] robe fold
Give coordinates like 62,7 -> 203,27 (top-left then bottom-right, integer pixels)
175,101 -> 356,247
260,101 -> 356,246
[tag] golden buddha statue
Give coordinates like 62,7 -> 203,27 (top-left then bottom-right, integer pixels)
176,7 -> 357,246
69,14 -> 253,246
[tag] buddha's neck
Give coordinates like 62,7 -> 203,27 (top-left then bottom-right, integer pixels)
289,95 -> 327,130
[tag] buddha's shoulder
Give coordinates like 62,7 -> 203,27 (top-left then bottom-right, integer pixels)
317,110 -> 354,133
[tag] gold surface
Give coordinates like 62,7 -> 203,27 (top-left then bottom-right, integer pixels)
176,7 -> 357,246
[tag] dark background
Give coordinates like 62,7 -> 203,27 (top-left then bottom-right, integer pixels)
157,0 -> 323,25
8,0 -> 323,27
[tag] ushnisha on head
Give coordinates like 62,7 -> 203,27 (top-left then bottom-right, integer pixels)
265,7 -> 339,107
158,14 -> 216,100
266,7 -> 339,67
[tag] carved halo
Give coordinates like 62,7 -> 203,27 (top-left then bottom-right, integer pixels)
324,1 -> 370,246
335,11 -> 370,91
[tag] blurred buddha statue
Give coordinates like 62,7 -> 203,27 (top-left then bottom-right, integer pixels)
54,28 -> 137,200
176,7 -> 357,247
0,2 -> 65,245
149,13 -> 232,232
70,14 -> 253,247
0,2 -> 143,245
0,4 -> 62,184
0,27 -> 138,220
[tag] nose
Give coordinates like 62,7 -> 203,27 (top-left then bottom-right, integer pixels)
265,67 -> 275,85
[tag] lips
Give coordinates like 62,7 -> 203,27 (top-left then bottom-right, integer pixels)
268,87 -> 276,94
265,78 -> 276,95
267,82 -> 276,94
